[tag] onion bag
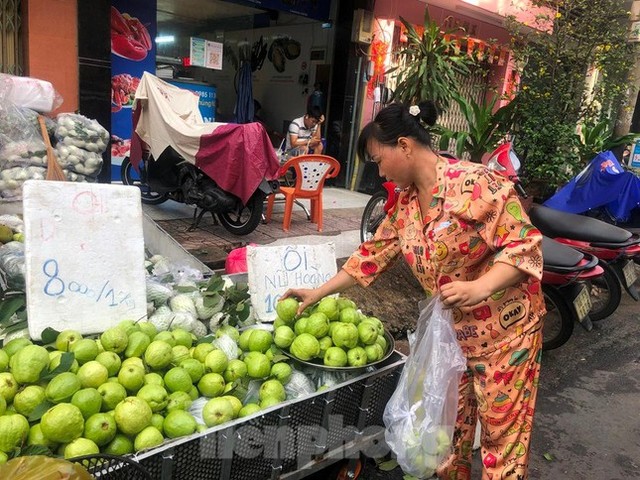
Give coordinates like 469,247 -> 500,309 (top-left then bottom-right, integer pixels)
383,297 -> 467,478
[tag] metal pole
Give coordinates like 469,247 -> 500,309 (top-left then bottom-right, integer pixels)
345,56 -> 364,189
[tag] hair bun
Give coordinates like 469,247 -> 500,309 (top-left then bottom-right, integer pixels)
417,100 -> 439,126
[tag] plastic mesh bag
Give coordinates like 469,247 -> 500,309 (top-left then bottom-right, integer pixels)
0,241 -> 26,290
383,298 -> 467,478
0,103 -> 50,170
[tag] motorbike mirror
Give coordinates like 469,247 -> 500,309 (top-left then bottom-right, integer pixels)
486,157 -> 506,172
509,150 -> 521,172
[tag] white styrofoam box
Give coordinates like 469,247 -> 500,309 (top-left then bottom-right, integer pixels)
23,180 -> 147,339
246,243 -> 337,322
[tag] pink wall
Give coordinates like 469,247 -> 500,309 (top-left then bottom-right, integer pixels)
23,0 -> 78,115
374,0 -> 512,44
363,0 -> 517,125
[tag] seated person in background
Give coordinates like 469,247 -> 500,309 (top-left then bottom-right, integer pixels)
286,106 -> 324,156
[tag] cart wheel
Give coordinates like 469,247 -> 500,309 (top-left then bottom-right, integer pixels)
337,458 -> 362,480
68,453 -> 153,480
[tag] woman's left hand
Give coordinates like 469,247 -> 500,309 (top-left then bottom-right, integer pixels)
440,280 -> 490,308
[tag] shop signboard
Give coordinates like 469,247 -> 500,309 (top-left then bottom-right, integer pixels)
246,243 -> 337,321
110,0 -> 157,181
22,181 -> 147,340
226,0 -> 331,22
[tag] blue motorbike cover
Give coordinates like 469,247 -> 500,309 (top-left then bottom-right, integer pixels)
544,151 -> 640,222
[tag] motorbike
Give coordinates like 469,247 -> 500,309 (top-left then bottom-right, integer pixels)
121,148 -> 277,235
359,147 -> 605,350
529,205 -> 640,319
543,150 -> 640,230
485,143 -> 636,322
489,145 -> 640,320
122,72 -> 281,236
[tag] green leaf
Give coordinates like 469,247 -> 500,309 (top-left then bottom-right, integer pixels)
40,352 -> 75,381
1,320 -> 28,338
175,285 -> 198,293
203,293 -> 222,308
0,294 -> 25,326
205,275 -> 225,293
197,334 -> 216,345
543,452 -> 554,461
272,354 -> 288,363
28,400 -> 54,422
40,327 -> 60,345
20,444 -> 53,457
378,459 -> 399,471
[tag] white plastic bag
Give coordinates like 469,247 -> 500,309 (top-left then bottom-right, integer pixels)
0,74 -> 63,113
383,298 -> 467,478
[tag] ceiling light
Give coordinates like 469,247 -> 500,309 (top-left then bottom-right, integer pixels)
156,35 -> 175,44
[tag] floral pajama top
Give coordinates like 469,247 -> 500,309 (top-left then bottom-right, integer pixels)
343,157 -> 545,357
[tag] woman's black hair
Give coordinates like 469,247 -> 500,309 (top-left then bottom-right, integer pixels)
356,100 -> 439,161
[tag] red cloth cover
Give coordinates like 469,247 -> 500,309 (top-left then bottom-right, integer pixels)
195,122 -> 280,205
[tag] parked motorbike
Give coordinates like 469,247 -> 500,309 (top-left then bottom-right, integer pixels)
538,237 -> 602,350
485,143 -> 633,321
489,144 -> 640,320
529,204 -> 640,319
121,148 -> 277,235
359,149 -> 603,350
543,150 -> 640,230
123,72 -> 281,236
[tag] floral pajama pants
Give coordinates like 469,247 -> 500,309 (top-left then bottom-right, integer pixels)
437,327 -> 543,480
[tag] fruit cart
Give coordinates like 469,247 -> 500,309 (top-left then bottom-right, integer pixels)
0,204 -> 407,479
75,351 -> 405,480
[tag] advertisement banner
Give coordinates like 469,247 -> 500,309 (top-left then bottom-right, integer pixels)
631,140 -> 640,169
110,0 -> 157,181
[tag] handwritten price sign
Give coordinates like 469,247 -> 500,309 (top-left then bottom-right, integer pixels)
23,180 -> 147,340
246,243 -> 337,322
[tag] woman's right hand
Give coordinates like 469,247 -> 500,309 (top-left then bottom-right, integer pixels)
281,287 -> 323,315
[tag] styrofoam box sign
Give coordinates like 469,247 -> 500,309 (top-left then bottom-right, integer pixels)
247,243 -> 337,322
23,180 -> 147,340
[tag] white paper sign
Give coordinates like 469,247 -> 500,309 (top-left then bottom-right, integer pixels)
23,180 -> 147,339
247,243 -> 337,322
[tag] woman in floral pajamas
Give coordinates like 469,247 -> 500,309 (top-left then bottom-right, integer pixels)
284,101 -> 545,479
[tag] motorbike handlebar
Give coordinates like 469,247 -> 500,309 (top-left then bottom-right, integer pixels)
514,183 -> 528,199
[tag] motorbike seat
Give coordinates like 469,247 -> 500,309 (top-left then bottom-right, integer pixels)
541,236 -> 585,272
530,205 -> 632,245
590,234 -> 640,249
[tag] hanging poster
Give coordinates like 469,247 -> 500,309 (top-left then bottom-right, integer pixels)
190,37 -> 206,67
190,37 -> 224,70
110,0 -> 157,181
206,41 -> 224,70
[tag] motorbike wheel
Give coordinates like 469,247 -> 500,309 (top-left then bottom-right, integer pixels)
542,285 -> 574,351
217,192 -> 265,235
360,191 -> 388,243
588,260 -> 622,321
120,157 -> 169,205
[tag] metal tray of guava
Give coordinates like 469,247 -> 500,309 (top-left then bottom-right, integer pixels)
280,330 -> 396,372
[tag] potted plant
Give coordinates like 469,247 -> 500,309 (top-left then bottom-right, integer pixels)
437,94 -> 517,163
389,9 -> 475,110
577,118 -> 638,163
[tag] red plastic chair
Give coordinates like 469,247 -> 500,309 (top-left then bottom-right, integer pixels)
265,154 -> 341,231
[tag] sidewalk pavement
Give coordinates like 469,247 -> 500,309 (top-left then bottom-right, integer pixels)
143,187 -> 370,270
